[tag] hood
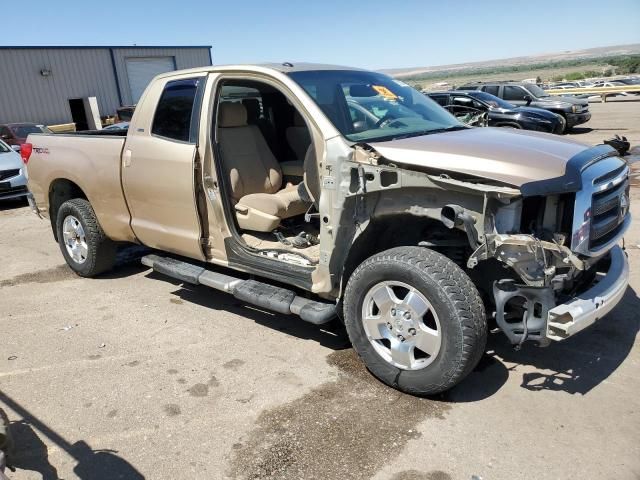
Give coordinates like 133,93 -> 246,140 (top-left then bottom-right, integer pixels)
535,95 -> 588,106
0,148 -> 23,171
368,127 -> 590,187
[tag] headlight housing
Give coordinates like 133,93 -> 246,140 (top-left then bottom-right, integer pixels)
571,105 -> 579,113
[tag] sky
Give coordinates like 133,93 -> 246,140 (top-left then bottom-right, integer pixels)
2,0 -> 639,69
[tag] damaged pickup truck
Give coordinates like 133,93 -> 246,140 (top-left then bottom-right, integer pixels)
25,64 -> 631,395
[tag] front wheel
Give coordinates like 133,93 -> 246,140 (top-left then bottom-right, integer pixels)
343,247 -> 487,395
56,198 -> 116,277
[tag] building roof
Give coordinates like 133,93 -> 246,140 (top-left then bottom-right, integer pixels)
0,45 -> 211,50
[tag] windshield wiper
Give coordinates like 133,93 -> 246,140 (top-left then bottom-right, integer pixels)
391,125 -> 467,140
364,125 -> 468,143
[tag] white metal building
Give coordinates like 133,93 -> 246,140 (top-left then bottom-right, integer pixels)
0,46 -> 212,125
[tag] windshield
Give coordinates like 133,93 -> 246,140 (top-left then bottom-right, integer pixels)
523,84 -> 549,98
466,91 -> 515,109
0,140 -> 10,153
288,70 -> 464,142
13,124 -> 51,138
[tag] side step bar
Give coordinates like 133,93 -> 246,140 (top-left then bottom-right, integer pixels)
141,254 -> 336,325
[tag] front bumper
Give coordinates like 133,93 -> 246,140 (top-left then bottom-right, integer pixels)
546,245 -> 629,341
493,245 -> 629,345
565,111 -> 591,127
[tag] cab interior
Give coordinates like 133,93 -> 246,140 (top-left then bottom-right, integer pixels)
214,79 -> 320,265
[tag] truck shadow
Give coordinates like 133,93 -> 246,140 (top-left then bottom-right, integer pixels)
146,272 -> 638,401
490,286 -> 639,396
151,272 -> 352,351
0,198 -> 28,212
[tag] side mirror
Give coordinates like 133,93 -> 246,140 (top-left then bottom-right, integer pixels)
524,95 -> 532,106
11,145 -> 21,153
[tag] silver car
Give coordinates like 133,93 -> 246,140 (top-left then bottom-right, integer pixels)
0,139 -> 28,200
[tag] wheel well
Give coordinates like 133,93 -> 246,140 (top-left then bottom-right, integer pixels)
340,214 -> 468,293
548,109 -> 566,118
49,179 -> 87,241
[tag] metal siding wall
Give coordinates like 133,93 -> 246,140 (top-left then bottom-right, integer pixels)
112,48 -> 211,105
0,49 -> 121,125
0,47 -> 210,125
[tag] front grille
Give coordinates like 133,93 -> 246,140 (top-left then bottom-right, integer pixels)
0,169 -> 20,181
571,155 -> 630,256
589,173 -> 630,250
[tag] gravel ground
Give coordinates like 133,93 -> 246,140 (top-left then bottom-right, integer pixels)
1,99 -> 639,480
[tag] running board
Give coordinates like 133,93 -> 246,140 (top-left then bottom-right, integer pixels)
141,254 -> 336,325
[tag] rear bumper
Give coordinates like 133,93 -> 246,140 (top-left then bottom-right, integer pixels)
546,245 -> 629,341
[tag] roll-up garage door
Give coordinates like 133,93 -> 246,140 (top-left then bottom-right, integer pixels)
126,57 -> 176,103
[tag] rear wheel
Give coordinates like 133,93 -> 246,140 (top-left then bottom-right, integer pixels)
343,247 -> 487,395
56,198 -> 116,277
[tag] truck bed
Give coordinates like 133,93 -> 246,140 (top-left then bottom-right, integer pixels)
26,133 -> 135,242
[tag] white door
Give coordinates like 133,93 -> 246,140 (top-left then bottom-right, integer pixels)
126,57 -> 175,103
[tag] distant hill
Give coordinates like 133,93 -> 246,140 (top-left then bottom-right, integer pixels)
383,44 -> 640,78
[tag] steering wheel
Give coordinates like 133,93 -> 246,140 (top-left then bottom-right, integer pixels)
376,114 -> 406,128
375,114 -> 396,128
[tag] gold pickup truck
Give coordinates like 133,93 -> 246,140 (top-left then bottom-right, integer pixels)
24,64 -> 630,395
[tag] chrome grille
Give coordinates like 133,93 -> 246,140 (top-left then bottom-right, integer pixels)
571,156 -> 630,256
589,178 -> 630,249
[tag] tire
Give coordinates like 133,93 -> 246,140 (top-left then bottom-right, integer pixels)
343,246 -> 487,396
56,198 -> 117,277
556,113 -> 568,134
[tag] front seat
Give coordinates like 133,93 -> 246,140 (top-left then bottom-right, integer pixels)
217,102 -> 310,232
286,110 -> 311,161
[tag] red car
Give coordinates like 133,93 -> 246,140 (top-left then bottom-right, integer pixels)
0,123 -> 52,147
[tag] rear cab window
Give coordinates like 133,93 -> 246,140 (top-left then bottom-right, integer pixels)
151,78 -> 203,143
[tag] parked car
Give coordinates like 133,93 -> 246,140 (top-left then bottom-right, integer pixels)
616,77 -> 640,86
427,90 -> 565,134
0,123 -> 52,147
0,139 -> 28,200
348,95 -> 485,129
25,64 -> 630,395
103,122 -> 130,131
457,81 -> 591,130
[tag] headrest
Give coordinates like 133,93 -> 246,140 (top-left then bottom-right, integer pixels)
242,98 -> 261,123
219,102 -> 247,128
292,110 -> 306,127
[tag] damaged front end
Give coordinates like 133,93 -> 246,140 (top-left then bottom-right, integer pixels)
350,142 -> 630,347
459,156 -> 631,347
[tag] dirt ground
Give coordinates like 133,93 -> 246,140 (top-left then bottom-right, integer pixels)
1,99 -> 639,480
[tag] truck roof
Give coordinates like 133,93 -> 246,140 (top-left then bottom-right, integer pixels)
154,62 -> 366,79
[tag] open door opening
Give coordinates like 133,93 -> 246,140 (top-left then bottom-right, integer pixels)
68,98 -> 89,131
212,78 -> 320,267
